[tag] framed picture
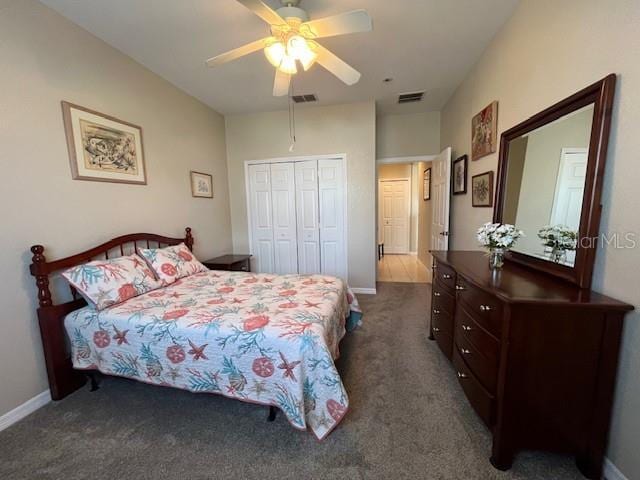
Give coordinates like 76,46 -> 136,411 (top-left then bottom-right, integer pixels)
452,155 -> 468,195
471,101 -> 498,161
62,101 -> 146,185
423,168 -> 431,201
472,171 -> 494,207
190,171 -> 213,198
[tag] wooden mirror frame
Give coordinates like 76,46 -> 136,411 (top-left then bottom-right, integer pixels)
493,74 -> 616,289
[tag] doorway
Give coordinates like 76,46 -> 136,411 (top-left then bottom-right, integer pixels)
376,148 -> 451,284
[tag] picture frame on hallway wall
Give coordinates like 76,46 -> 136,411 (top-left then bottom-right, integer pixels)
61,101 -> 147,185
190,171 -> 214,198
471,101 -> 498,161
452,155 -> 468,195
423,167 -> 431,201
472,171 -> 494,207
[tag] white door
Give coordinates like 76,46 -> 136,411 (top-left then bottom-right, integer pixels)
248,164 -> 275,273
295,160 -> 321,274
550,148 -> 588,229
550,148 -> 587,265
318,158 -> 346,279
430,147 -> 452,257
379,179 -> 410,254
270,163 -> 298,274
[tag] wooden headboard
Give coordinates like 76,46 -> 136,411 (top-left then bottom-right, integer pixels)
29,227 -> 193,400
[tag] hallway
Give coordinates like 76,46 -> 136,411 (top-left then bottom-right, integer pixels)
377,254 -> 431,283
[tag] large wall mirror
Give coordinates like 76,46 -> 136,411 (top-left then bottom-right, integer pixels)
494,75 -> 616,289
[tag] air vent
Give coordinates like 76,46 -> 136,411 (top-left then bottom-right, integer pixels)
291,94 -> 318,103
398,91 -> 425,104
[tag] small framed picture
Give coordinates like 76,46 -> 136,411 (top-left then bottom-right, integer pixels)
472,171 -> 494,207
423,168 -> 431,201
190,171 -> 213,198
452,155 -> 468,195
471,101 -> 499,161
62,101 -> 147,185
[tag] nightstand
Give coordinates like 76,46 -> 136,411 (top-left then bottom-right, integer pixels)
203,254 -> 251,272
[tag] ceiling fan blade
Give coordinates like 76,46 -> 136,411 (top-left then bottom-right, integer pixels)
273,69 -> 291,97
237,0 -> 286,25
315,44 -> 361,86
206,37 -> 270,67
303,10 -> 372,39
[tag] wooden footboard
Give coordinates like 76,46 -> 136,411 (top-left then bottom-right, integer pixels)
29,228 -> 194,400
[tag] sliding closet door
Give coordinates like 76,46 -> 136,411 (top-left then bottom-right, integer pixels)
248,164 -> 275,273
270,163 -> 299,274
318,158 -> 346,279
295,160 -> 321,274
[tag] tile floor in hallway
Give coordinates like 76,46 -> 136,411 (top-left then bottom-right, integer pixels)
377,254 -> 431,283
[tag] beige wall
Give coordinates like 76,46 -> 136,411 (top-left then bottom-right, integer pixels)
0,0 -> 231,417
225,102 -> 376,290
376,112 -> 441,158
440,0 -> 640,476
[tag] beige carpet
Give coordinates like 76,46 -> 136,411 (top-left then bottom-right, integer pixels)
0,282 -> 584,479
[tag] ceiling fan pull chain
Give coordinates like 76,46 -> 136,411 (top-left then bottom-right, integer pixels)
289,76 -> 296,152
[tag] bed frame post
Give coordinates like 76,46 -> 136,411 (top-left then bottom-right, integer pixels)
31,245 -> 52,307
185,227 -> 194,251
30,245 -> 87,400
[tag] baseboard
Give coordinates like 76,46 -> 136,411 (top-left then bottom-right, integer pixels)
0,390 -> 51,432
351,287 -> 376,295
603,458 -> 628,480
409,251 -> 417,256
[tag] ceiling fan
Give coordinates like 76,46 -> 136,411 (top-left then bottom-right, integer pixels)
206,0 -> 373,97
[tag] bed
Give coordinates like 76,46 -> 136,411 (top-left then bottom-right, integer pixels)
29,228 -> 361,440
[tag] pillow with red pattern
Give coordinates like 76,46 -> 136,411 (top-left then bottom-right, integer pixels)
62,254 -> 162,311
138,243 -> 208,284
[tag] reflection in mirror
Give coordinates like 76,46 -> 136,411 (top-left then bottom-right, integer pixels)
502,104 -> 594,267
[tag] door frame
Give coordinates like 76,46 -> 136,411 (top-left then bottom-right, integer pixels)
378,177 -> 412,254
244,154 -> 349,280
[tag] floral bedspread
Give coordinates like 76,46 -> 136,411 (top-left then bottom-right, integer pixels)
64,270 -> 361,440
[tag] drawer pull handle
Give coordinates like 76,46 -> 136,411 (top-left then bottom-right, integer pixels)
480,305 -> 492,312
462,324 -> 472,331
433,309 -> 441,314
457,372 -> 468,379
460,348 -> 471,355
433,327 -> 440,333
433,291 -> 441,297
455,285 -> 465,291
442,274 -> 453,280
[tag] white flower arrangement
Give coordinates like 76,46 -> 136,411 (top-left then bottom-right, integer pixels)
477,223 -> 524,250
537,225 -> 578,252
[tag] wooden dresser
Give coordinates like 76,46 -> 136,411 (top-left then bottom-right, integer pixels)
429,251 -> 633,480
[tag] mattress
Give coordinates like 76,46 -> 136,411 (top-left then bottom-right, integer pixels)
64,270 -> 361,439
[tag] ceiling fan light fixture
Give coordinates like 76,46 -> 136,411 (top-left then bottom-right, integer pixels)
264,40 -> 286,68
278,54 -> 298,74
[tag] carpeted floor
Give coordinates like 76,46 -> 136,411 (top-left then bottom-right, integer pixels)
0,282 -> 584,480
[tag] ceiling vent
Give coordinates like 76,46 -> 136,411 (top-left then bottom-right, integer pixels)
291,94 -> 318,103
398,91 -> 425,104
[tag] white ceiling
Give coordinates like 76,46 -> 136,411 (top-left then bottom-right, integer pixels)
40,0 -> 520,115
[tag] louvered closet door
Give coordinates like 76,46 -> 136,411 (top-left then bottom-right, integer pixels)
295,160 -> 321,274
270,163 -> 299,274
318,158 -> 346,279
248,164 -> 275,273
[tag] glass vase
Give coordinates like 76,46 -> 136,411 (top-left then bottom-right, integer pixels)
550,247 -> 566,264
489,248 -> 505,269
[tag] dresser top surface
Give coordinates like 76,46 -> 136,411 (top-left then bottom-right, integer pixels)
431,251 -> 633,310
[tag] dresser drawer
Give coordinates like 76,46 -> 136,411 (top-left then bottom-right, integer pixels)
456,276 -> 503,336
432,308 -> 454,336
455,330 -> 498,393
453,349 -> 495,427
455,306 -> 500,363
434,261 -> 457,294
432,286 -> 455,316
433,325 -> 453,359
